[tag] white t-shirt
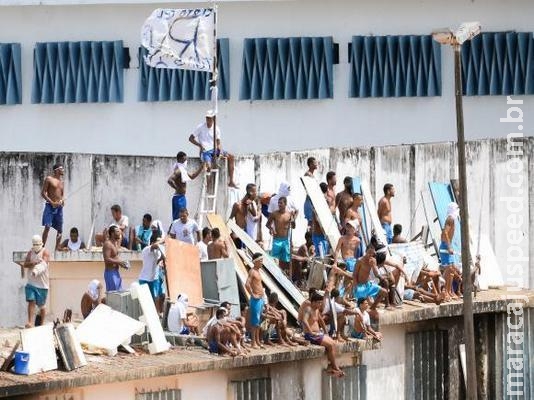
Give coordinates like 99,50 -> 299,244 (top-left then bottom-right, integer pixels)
197,241 -> 209,261
167,303 -> 186,333
139,245 -> 163,282
192,122 -> 221,151
170,219 -> 200,244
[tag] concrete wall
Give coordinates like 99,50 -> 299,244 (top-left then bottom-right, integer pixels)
0,0 -> 532,156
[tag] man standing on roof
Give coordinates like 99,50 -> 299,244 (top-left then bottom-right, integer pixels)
377,183 -> 395,244
41,163 -> 65,250
167,151 -> 204,221
336,176 -> 354,227
188,110 -> 238,188
303,157 -> 318,228
440,202 -> 462,301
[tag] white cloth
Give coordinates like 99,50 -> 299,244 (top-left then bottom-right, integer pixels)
323,298 -> 345,315
87,279 -> 101,301
267,182 -> 298,213
167,294 -> 189,333
170,219 -> 200,244
192,122 -> 221,151
246,201 -> 260,240
67,239 -> 82,251
27,248 -> 49,289
361,310 -> 370,328
151,220 -> 166,239
139,245 -> 163,281
447,202 -> 459,219
172,161 -> 191,182
197,241 -> 209,261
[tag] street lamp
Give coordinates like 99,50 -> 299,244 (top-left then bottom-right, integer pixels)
432,22 -> 481,400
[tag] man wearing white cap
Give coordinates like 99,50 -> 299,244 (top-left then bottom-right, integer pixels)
440,202 -> 461,300
188,110 -> 238,188
22,235 -> 51,328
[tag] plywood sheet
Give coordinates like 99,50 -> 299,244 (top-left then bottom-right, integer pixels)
300,176 -> 340,250
360,182 -> 388,246
55,323 -> 87,371
165,237 -> 203,306
20,324 -> 57,374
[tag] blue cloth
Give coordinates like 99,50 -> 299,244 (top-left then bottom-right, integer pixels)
180,326 -> 190,335
104,268 -> 122,292
249,297 -> 264,327
382,222 -> 393,244
208,340 -> 219,354
355,233 -> 364,259
139,279 -> 163,299
172,194 -> 187,221
439,241 -> 456,266
272,236 -> 291,263
312,234 -> 330,258
350,329 -> 365,340
403,288 -> 415,301
201,149 -> 227,163
135,226 -> 152,250
303,196 -> 313,222
354,281 -> 381,300
25,284 -> 48,307
344,257 -> 357,273
304,332 -> 324,345
42,203 -> 63,233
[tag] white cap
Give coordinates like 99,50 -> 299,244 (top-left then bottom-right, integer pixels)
205,109 -> 216,118
345,219 -> 359,232
32,235 -> 43,246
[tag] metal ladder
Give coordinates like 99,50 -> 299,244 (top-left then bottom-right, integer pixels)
196,168 -> 219,227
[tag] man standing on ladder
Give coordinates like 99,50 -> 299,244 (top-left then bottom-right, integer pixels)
188,110 -> 238,188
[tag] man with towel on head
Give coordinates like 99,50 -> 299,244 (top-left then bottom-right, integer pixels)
167,293 -> 200,335
80,279 -> 105,319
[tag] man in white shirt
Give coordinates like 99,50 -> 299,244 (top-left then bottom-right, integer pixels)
267,181 -> 299,217
188,109 -> 238,188
139,233 -> 165,313
197,227 -> 211,261
169,208 -> 200,244
167,293 -> 200,335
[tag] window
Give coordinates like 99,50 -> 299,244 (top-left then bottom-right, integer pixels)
135,389 -> 181,400
461,31 -> 534,95
138,38 -> 230,102
0,43 -> 22,105
240,36 -> 334,100
232,377 -> 272,400
322,365 -> 367,400
349,35 -> 441,98
32,41 -> 125,104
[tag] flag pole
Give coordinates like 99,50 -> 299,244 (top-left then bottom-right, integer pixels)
211,4 -> 218,168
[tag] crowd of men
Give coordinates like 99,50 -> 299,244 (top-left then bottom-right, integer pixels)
21,112 -> 467,376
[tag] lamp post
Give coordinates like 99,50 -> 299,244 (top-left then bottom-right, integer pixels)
433,22 -> 481,400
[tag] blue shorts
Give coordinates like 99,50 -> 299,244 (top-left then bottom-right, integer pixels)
354,281 -> 381,300
172,194 -> 187,221
350,329 -> 365,340
42,203 -> 63,233
304,197 -> 313,223
25,284 -> 48,307
272,237 -> 291,263
355,234 -> 364,259
304,332 -> 324,345
312,234 -> 330,258
439,242 -> 456,266
344,257 -> 357,273
249,297 -> 264,327
201,149 -> 227,164
180,326 -> 190,335
382,222 -> 393,244
139,279 -> 163,299
104,268 -> 122,292
403,289 -> 415,301
209,340 -> 218,354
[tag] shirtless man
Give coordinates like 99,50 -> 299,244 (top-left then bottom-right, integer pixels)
292,231 -> 315,283
333,220 -> 361,273
378,183 -> 395,244
103,225 -> 129,292
207,228 -> 229,259
263,292 -> 297,347
302,292 -> 345,378
266,197 -> 296,271
344,192 -> 365,258
303,157 -> 318,227
335,176 -> 354,227
245,253 -> 266,349
440,202 -> 462,300
229,185 -> 252,248
325,171 -> 337,215
207,308 -> 240,356
353,246 -> 391,310
167,151 -> 204,221
41,163 -> 65,249
310,183 -> 330,258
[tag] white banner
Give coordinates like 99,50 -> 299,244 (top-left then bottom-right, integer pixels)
141,8 -> 215,71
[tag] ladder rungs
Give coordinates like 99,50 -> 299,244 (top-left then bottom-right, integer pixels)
205,195 -> 217,199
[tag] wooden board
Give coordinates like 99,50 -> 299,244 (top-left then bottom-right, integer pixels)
165,237 -> 203,306
55,323 -> 87,371
206,213 -> 250,300
300,176 -> 341,250
227,219 -> 306,306
360,182 -> 388,246
236,249 -> 298,320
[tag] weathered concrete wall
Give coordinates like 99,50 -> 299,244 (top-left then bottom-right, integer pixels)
1,137 -> 532,327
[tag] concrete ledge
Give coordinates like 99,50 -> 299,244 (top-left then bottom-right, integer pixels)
12,249 -> 143,265
0,340 -> 374,398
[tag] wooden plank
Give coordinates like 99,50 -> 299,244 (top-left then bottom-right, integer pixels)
165,237 -> 203,306
206,213 -> 250,300
237,249 -> 298,320
227,219 -> 305,306
300,176 -> 341,250
360,182 -> 388,246
0,340 -> 19,372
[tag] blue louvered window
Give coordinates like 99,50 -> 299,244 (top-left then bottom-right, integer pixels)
240,36 -> 333,100
349,35 -> 441,98
461,32 -> 534,96
138,38 -> 230,102
32,41 -> 125,104
0,43 -> 22,105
